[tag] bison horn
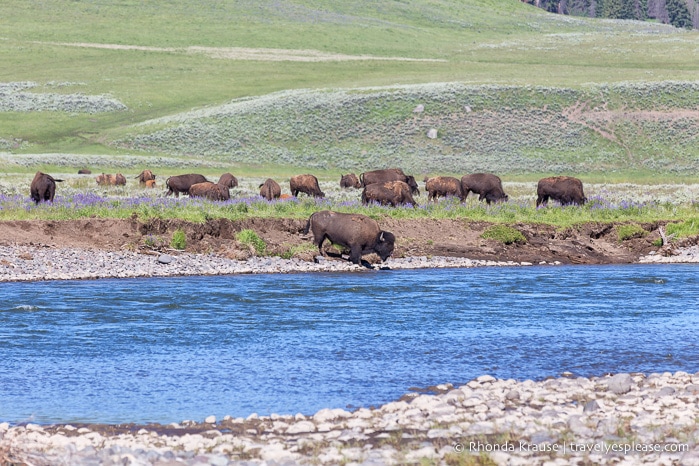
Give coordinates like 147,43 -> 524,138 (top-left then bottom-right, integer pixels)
379,232 -> 384,242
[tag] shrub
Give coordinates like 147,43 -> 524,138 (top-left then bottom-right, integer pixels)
617,224 -> 647,241
170,229 -> 187,250
236,229 -> 267,255
480,225 -> 526,244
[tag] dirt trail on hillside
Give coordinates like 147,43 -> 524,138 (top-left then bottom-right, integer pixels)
0,217 -> 684,265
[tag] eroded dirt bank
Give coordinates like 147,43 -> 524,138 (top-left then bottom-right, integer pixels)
0,217 -> 687,265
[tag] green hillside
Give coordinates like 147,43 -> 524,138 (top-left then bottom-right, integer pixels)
1,0 -> 698,178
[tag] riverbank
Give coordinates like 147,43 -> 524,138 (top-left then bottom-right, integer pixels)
2,372 -> 699,465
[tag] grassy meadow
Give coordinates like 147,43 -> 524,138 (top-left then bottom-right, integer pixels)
1,0 -> 699,233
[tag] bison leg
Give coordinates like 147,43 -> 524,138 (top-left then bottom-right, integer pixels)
536,195 -> 548,207
314,235 -> 327,257
348,245 -> 363,265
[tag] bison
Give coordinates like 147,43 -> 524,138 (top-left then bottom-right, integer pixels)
95,173 -> 127,186
77,168 -> 92,175
340,173 -> 361,189
165,174 -> 208,197
290,174 -> 325,198
189,181 -> 231,201
461,173 -> 509,204
30,171 -> 63,204
303,210 -> 395,265
361,180 -> 418,207
359,168 -> 420,195
145,179 -> 157,189
259,178 -> 281,201
424,176 -> 464,202
135,169 -> 156,185
536,176 -> 587,207
218,173 -> 239,189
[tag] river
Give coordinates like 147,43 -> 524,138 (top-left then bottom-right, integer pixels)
1,264 -> 697,425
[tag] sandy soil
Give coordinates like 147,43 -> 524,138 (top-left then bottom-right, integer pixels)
0,217 -> 682,265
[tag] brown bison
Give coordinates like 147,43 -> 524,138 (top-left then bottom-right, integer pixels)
361,180 -> 418,207
145,179 -> 157,189
189,181 -> 231,201
135,169 -> 156,185
359,168 -> 420,195
77,168 -> 92,175
30,171 -> 63,204
536,176 -> 587,207
340,173 -> 361,189
303,210 -> 396,265
290,174 -> 325,198
95,173 -> 127,186
424,176 -> 464,202
218,173 -> 239,189
165,174 -> 208,197
259,178 -> 281,201
461,173 -> 509,204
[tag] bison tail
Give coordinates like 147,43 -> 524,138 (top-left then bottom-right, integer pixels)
359,173 -> 365,187
54,179 -> 64,183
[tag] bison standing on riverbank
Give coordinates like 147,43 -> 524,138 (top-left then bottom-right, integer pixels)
360,168 -> 420,195
30,171 -> 63,204
165,174 -> 208,197
290,174 -> 325,198
259,178 -> 281,201
304,210 -> 395,265
340,173 -> 361,189
461,173 -> 508,204
424,176 -> 464,202
361,180 -> 417,207
536,176 -> 587,207
188,182 -> 231,201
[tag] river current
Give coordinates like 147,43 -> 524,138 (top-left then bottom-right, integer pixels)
1,264 -> 697,425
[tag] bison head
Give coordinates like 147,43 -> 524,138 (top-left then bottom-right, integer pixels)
375,231 -> 396,262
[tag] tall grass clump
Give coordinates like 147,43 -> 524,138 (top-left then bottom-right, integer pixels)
236,229 -> 267,256
666,217 -> 699,239
170,229 -> 187,250
480,225 -> 527,244
617,224 -> 647,241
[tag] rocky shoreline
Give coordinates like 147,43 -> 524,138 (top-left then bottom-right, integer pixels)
2,372 -> 699,465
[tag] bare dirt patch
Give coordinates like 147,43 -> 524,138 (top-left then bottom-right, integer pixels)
0,217 -> 674,265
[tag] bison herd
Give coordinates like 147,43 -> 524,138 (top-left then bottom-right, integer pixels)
28,167 -> 589,266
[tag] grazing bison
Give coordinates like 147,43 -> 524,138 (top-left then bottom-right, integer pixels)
304,210 -> 395,265
340,173 -> 361,189
95,173 -> 127,186
135,169 -> 156,185
165,174 -> 208,197
461,173 -> 509,204
189,181 -> 231,201
145,179 -> 157,189
536,176 -> 587,207
30,171 -> 63,204
290,174 -> 325,198
259,178 -> 281,201
359,168 -> 420,195
361,180 -> 418,207
218,173 -> 239,189
77,168 -> 92,175
424,176 -> 464,202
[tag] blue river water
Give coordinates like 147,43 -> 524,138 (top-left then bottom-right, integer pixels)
1,264 -> 698,425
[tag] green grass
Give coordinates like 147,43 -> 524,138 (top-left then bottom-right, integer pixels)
236,229 -> 268,255
170,229 -> 187,250
480,225 -> 527,244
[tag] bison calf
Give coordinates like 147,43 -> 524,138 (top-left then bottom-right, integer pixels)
304,210 -> 395,265
536,176 -> 587,207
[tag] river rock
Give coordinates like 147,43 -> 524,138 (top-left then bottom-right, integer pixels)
607,373 -> 633,394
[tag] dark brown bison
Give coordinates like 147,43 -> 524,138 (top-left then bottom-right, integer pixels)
218,173 -> 239,189
461,173 -> 509,204
189,181 -> 231,201
77,168 -> 92,175
361,180 -> 418,207
30,171 -> 63,204
359,168 -> 420,195
340,173 -> 361,189
95,173 -> 127,186
135,170 -> 156,185
424,176 -> 464,202
259,178 -> 281,201
165,174 -> 208,197
290,174 -> 325,198
536,176 -> 587,207
303,210 -> 395,265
